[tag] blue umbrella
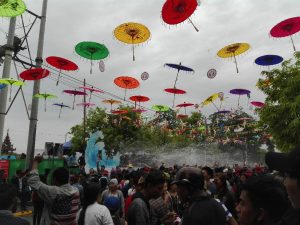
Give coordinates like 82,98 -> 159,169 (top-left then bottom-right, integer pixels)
164,62 -> 194,88
255,55 -> 283,67
0,84 -> 6,90
53,103 -> 71,118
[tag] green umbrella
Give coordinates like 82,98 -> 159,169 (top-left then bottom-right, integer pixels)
34,93 -> 57,112
0,78 -> 24,101
75,41 -> 109,74
151,104 -> 170,112
0,0 -> 26,17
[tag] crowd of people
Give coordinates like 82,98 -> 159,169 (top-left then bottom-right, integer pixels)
0,146 -> 299,225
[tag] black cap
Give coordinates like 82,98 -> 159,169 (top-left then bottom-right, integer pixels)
265,146 -> 300,173
171,167 -> 204,189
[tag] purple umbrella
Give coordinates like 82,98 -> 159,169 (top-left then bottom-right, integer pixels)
230,89 -> 251,107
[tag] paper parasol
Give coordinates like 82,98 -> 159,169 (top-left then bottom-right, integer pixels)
114,76 -> 140,100
0,0 -> 26,17
152,104 -> 170,112
164,87 -> 186,107
230,89 -> 251,107
202,93 -> 219,111
20,68 -> 50,81
63,89 -> 87,110
102,99 -> 122,112
111,110 -> 128,115
250,101 -> 265,108
165,63 -> 194,87
99,60 -> 105,72
0,78 -> 24,101
217,43 -> 250,73
132,108 -> 147,113
177,114 -> 189,119
75,41 -> 109,74
46,56 -> 78,86
130,95 -> 150,109
270,17 -> 300,51
34,93 -> 57,112
0,84 -> 6,90
255,55 -> 283,67
114,22 -> 150,61
79,86 -> 104,103
176,102 -> 194,115
53,103 -> 71,118
77,102 -> 95,108
162,0 -> 199,32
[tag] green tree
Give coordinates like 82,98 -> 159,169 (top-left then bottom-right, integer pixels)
257,52 -> 300,152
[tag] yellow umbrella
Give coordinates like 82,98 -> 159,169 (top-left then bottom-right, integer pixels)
114,22 -> 151,61
202,93 -> 219,110
0,78 -> 24,101
217,43 -> 250,73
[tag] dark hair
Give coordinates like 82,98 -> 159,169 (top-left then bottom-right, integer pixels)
242,175 -> 289,223
0,184 -> 17,210
53,167 -> 69,185
202,166 -> 214,177
78,183 -> 101,225
16,169 -> 22,175
144,169 -> 165,187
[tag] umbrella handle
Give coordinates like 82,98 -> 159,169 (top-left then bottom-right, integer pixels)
56,69 -> 61,86
89,92 -> 92,103
172,93 -> 176,108
72,95 -> 75,110
59,106 -> 62,118
132,36 -> 135,61
188,18 -> 199,32
290,35 -> 296,51
9,85 -> 12,102
233,53 -> 239,73
44,98 -> 47,112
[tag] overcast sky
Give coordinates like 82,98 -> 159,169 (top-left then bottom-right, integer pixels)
0,0 -> 299,153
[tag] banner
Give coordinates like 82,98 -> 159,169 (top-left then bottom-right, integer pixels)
0,160 -> 10,179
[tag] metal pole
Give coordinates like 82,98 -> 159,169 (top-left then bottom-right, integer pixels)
83,79 -> 86,153
0,17 -> 16,155
25,0 -> 48,168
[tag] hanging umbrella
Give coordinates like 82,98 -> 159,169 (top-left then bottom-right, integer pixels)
0,84 -> 6,90
151,105 -> 170,112
114,76 -> 140,100
177,114 -> 189,119
63,89 -> 87,110
114,22 -> 151,61
230,89 -> 251,107
254,55 -> 283,69
0,0 -> 26,17
0,78 -> 24,101
270,17 -> 300,51
111,109 -> 128,115
34,93 -> 57,112
176,102 -> 194,115
217,43 -> 250,73
75,41 -> 109,74
102,99 -> 122,112
53,103 -> 71,118
46,56 -> 78,86
132,108 -> 147,113
161,0 -> 199,32
250,101 -> 265,108
215,110 -> 231,114
141,72 -> 149,81
202,93 -> 220,111
20,68 -> 50,80
77,102 -> 95,108
99,60 -> 105,72
165,62 -> 194,87
164,87 -> 186,107
129,95 -> 150,108
79,86 -> 104,103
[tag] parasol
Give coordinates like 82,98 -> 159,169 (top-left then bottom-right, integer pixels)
114,22 -> 150,61
0,0 -> 26,17
217,43 -> 250,73
34,92 -> 57,112
129,95 -> 150,108
230,89 -> 251,107
176,102 -> 194,115
20,68 -> 50,80
79,86 -> 104,103
46,56 -> 78,86
270,17 -> 300,51
202,93 -> 220,111
0,84 -> 6,90
114,76 -> 140,100
102,99 -> 122,112
254,55 -> 283,68
161,0 -> 199,32
77,102 -> 95,108
111,110 -> 128,115
215,110 -> 231,114
0,78 -> 24,101
151,104 -> 170,112
63,89 -> 87,110
250,101 -> 265,108
141,72 -> 149,81
132,108 -> 147,113
99,60 -> 105,72
53,103 -> 71,118
75,41 -> 109,74
177,114 -> 189,119
164,87 -> 186,107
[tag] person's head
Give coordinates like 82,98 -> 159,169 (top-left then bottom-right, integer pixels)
240,174 -> 247,183
144,169 -> 165,199
0,184 -> 17,211
16,169 -> 22,178
172,167 -> 204,203
89,168 -> 95,175
169,183 -> 177,193
103,196 -> 121,214
265,145 -> 300,210
53,167 -> 69,186
236,175 -> 289,225
109,178 -> 118,192
214,174 -> 227,191
202,166 -> 213,180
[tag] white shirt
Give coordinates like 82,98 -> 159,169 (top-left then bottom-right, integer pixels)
77,202 -> 114,225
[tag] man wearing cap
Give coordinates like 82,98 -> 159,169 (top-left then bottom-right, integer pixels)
265,146 -> 300,225
173,167 -> 227,225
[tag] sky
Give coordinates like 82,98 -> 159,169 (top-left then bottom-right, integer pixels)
0,0 -> 299,154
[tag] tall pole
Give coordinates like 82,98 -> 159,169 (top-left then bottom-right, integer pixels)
0,17 -> 16,155
25,0 -> 48,168
83,79 -> 86,154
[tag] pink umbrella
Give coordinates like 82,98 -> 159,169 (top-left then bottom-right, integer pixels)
250,101 -> 265,108
77,102 -> 95,108
80,86 -> 104,103
63,89 -> 87,110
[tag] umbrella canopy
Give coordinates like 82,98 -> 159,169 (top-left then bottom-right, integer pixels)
0,78 -> 24,101
177,114 -> 189,119
255,55 -> 283,66
151,105 -> 170,112
176,102 -> 194,108
20,68 -> 50,80
129,95 -> 150,102
53,103 -> 71,118
114,76 -> 140,100
164,88 -> 186,94
0,84 -> 6,89
34,93 -> 57,112
132,109 -> 147,113
0,0 -> 26,17
111,110 -> 128,115
80,86 -> 104,103
250,101 -> 265,108
77,102 -> 95,108
230,89 -> 251,107
63,89 -> 87,110
102,99 -> 122,111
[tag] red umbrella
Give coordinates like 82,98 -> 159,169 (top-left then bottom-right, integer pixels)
176,102 -> 194,115
77,102 -> 95,108
46,56 -> 78,86
177,114 -> 188,119
270,17 -> 300,51
63,89 -> 87,110
80,86 -> 104,103
114,76 -> 140,100
129,95 -> 150,108
20,68 -> 50,80
132,109 -> 147,113
162,0 -> 199,32
111,110 -> 128,115
164,88 -> 186,107
250,101 -> 265,108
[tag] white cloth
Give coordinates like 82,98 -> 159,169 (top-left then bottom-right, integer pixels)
77,202 -> 114,225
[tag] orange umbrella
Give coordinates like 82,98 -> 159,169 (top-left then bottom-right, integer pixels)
102,99 -> 121,112
114,76 -> 140,100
